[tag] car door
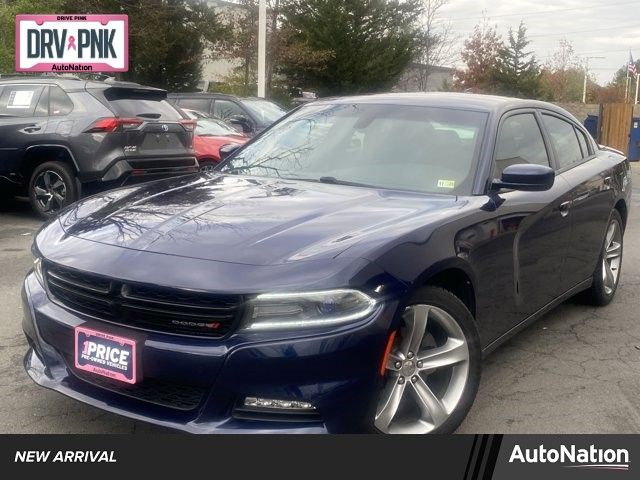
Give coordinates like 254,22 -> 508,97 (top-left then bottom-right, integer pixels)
483,111 -> 574,330
0,83 -> 48,182
539,112 -> 613,292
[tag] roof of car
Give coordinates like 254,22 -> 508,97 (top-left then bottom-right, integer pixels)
0,76 -> 164,93
314,92 -> 576,119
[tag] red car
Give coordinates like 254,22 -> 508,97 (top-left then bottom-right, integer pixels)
189,115 -> 248,172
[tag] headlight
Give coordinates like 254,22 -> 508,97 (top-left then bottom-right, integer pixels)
244,289 -> 378,331
32,251 -> 44,286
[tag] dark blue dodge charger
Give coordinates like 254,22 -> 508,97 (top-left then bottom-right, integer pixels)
23,93 -> 631,433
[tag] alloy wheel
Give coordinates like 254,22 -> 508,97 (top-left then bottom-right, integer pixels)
375,304 -> 470,434
33,170 -> 67,214
602,219 -> 622,295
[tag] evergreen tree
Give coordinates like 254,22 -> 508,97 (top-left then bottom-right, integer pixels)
279,0 -> 424,96
492,22 -> 540,98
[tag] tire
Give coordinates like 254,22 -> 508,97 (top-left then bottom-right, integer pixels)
28,161 -> 77,218
583,209 -> 624,306
198,160 -> 217,173
373,286 -> 481,434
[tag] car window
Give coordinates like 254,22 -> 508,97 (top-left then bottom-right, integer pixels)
103,89 -> 183,120
0,85 -> 44,117
541,114 -> 583,169
220,103 -> 488,195
49,86 -> 74,116
214,99 -> 245,120
575,126 -> 591,158
494,113 -> 549,178
241,99 -> 286,125
195,118 -> 239,136
177,97 -> 212,113
34,87 -> 49,116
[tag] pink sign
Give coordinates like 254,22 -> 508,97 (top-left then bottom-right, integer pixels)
16,14 -> 128,73
74,325 -> 137,384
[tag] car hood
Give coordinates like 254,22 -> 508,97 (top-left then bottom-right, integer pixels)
60,174 -> 462,266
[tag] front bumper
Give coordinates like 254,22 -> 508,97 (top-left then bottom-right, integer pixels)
22,273 -> 399,433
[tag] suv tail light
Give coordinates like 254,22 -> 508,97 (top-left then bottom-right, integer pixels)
179,119 -> 196,132
84,117 -> 144,133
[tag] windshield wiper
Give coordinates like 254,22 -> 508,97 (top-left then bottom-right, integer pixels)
318,176 -> 377,189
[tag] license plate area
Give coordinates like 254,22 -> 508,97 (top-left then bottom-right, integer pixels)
74,326 -> 138,384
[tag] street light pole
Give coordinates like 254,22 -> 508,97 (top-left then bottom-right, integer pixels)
257,0 -> 267,98
583,56 -> 605,104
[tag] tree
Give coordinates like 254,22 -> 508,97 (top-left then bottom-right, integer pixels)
0,0 -> 64,73
539,39 -> 584,102
454,19 -> 502,93
279,0 -> 424,96
492,21 -> 540,98
408,0 -> 456,91
2,0 -> 224,91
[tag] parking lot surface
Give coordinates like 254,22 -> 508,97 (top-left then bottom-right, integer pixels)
1,165 -> 640,433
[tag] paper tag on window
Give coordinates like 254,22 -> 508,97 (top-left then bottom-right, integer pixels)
7,90 -> 34,109
437,179 -> 455,189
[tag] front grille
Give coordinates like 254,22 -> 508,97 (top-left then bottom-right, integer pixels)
72,368 -> 205,410
45,262 -> 243,338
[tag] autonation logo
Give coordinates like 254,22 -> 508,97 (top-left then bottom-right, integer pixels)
509,444 -> 630,471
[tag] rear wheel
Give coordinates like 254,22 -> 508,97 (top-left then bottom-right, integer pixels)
374,286 -> 481,434
28,161 -> 77,218
583,210 -> 623,306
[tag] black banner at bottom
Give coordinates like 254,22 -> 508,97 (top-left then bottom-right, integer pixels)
0,434 -> 635,479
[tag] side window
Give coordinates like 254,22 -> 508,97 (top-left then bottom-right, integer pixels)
0,85 -> 44,117
575,127 -> 591,158
541,114 -> 583,169
213,99 -> 245,120
494,113 -> 549,178
49,86 -> 74,116
177,97 -> 212,113
34,87 -> 49,116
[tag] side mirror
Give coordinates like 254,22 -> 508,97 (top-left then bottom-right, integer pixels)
219,143 -> 241,161
228,115 -> 253,134
492,164 -> 555,192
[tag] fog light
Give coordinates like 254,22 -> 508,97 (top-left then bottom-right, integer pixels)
243,397 -> 315,410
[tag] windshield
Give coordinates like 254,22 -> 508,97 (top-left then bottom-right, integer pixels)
241,99 -> 287,124
196,118 -> 239,136
220,103 -> 488,195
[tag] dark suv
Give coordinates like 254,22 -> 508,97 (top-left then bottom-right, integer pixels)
0,77 -> 198,217
167,92 -> 286,136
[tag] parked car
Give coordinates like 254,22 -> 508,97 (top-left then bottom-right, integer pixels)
0,77 -> 198,217
23,93 -> 630,434
167,92 -> 286,136
192,116 -> 248,172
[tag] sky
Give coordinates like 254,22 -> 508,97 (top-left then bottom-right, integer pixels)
437,0 -> 640,84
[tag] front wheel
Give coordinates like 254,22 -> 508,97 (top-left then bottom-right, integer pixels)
583,210 -> 624,306
374,286 -> 481,434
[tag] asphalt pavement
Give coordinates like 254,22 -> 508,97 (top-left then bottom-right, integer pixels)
1,165 -> 640,433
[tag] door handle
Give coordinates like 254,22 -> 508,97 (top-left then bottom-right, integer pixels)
574,192 -> 590,203
559,201 -> 571,217
23,125 -> 41,133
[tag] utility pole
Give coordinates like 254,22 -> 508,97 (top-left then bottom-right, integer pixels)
583,56 -> 605,103
257,0 -> 267,98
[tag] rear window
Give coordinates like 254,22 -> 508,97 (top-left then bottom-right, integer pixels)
102,89 -> 183,120
0,84 -> 45,117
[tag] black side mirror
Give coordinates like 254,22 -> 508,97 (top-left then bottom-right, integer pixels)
492,164 -> 555,192
219,143 -> 242,161
228,115 -> 253,134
